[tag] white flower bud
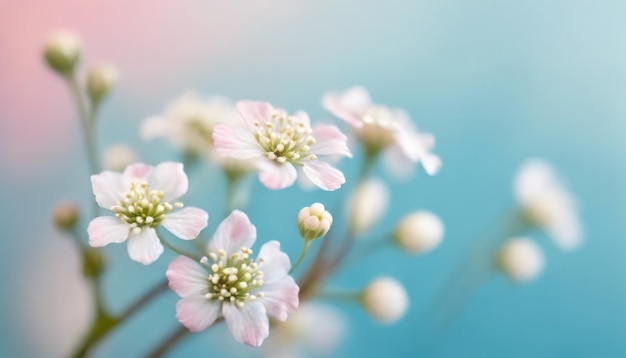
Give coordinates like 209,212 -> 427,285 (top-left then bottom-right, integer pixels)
298,203 -> 332,241
52,202 -> 80,230
498,238 -> 545,283
349,179 -> 389,235
394,211 -> 444,254
103,144 -> 137,172
43,30 -> 81,75
361,277 -> 408,324
87,64 -> 119,103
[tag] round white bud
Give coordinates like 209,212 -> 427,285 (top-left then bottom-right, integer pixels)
361,277 -> 408,324
87,64 -> 119,103
348,179 -> 389,235
52,202 -> 80,230
43,30 -> 81,75
498,238 -> 545,283
103,144 -> 137,172
394,211 -> 444,254
298,203 -> 332,241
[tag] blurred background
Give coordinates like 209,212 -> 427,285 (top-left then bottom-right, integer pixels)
1,0 -> 626,356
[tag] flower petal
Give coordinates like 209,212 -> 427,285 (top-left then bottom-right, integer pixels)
149,162 -> 189,202
91,171 -> 124,209
209,210 -> 256,255
302,161 -> 345,191
257,160 -> 297,190
311,124 -> 352,158
258,275 -> 299,322
139,115 -> 169,140
87,216 -> 129,247
122,162 -> 154,181
420,152 -> 442,176
236,100 -> 273,128
322,87 -> 370,128
223,300 -> 269,347
175,296 -> 221,332
212,124 -> 262,160
127,227 -> 164,265
383,146 -> 415,180
294,111 -> 311,128
257,241 -> 291,281
162,207 -> 209,240
167,255 -> 209,298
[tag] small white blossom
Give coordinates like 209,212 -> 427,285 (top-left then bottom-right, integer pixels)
297,203 -> 332,241
498,238 -> 545,283
361,277 -> 408,324
394,211 -> 444,254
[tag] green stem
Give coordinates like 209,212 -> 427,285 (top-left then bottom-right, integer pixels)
224,172 -> 242,217
316,289 -> 362,303
146,325 -> 190,358
158,232 -> 202,261
289,240 -> 312,274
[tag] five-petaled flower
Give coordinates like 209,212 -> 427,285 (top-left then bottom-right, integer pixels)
87,162 -> 209,265
166,210 -> 299,346
322,86 -> 441,178
212,101 -> 352,191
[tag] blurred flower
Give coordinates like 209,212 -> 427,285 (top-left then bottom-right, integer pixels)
167,210 -> 299,347
52,201 -> 80,230
323,87 -> 441,177
349,179 -> 389,235
497,237 -> 545,283
140,93 -> 237,155
394,211 -> 444,254
87,64 -> 119,103
43,30 -> 81,75
87,162 -> 208,265
262,303 -> 346,358
515,159 -> 583,250
213,101 -> 352,191
297,202 -> 332,241
361,277 -> 409,324
103,144 -> 137,172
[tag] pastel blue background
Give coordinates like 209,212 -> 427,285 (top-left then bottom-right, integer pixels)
1,0 -> 626,357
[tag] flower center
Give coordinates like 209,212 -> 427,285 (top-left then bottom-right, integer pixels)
253,109 -> 317,166
111,180 -> 182,233
202,247 -> 264,308
358,106 -> 398,151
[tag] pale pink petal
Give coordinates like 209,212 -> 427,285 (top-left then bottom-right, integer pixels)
514,160 -> 557,203
302,161 -> 345,191
418,132 -> 436,151
87,216 -> 129,247
122,162 -> 154,181
258,160 -> 297,190
237,100 -> 273,128
223,300 -> 269,347
127,227 -> 164,265
213,124 -> 262,160
420,152 -> 442,176
91,171 -> 124,209
258,276 -> 299,322
294,111 -> 311,127
256,241 -> 291,281
176,296 -> 221,332
383,146 -> 415,180
322,87 -> 370,128
149,162 -> 189,202
167,255 -> 208,297
209,210 -> 256,255
162,207 -> 209,240
393,130 -> 421,162
311,124 -> 352,158
139,116 -> 169,140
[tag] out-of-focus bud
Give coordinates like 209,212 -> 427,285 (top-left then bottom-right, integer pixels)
87,64 -> 119,103
52,202 -> 80,230
349,179 -> 389,235
361,277 -> 408,324
298,203 -> 332,241
43,30 -> 81,75
497,237 -> 545,283
394,211 -> 444,254
82,248 -> 105,278
103,144 -> 137,172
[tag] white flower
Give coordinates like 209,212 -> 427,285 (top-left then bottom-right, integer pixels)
498,238 -> 545,283
166,210 -> 299,347
323,86 -> 441,177
361,277 -> 409,324
348,179 -> 389,235
103,144 -> 137,172
140,93 -> 238,154
515,159 -> 583,250
87,162 -> 208,265
297,203 -> 332,241
394,211 -> 444,254
212,101 -> 352,191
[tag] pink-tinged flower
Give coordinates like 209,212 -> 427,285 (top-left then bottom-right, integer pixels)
322,86 -> 441,177
212,101 -> 352,191
87,162 -> 208,265
167,210 -> 299,346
